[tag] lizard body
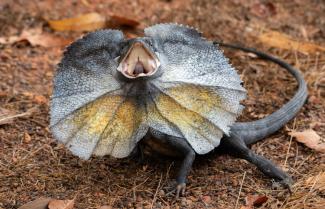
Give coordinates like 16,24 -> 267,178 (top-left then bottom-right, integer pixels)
50,24 -> 308,197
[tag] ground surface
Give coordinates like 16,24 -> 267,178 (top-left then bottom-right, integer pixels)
0,0 -> 324,208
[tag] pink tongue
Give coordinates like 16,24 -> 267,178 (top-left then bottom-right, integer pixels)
133,61 -> 145,75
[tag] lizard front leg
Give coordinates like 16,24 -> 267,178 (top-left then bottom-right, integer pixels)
221,134 -> 293,190
148,129 -> 196,198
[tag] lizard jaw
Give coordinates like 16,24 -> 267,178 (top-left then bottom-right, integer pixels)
117,41 -> 160,79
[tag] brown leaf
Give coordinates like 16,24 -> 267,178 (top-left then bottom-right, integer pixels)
202,195 -> 212,204
48,199 -> 74,209
289,129 -> 325,153
240,194 -> 268,209
22,92 -> 48,104
0,28 -> 71,47
98,206 -> 112,209
250,2 -> 276,18
33,95 -> 48,104
240,206 -> 251,209
48,13 -> 106,32
18,197 -> 52,209
107,14 -> 140,28
24,131 -> 32,143
258,31 -> 325,54
247,195 -> 268,206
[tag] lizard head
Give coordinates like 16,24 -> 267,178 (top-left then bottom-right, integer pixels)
117,39 -> 160,79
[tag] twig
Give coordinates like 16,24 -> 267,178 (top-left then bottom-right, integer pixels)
235,171 -> 246,209
20,145 -> 45,162
151,174 -> 162,209
0,107 -> 37,125
295,153 -> 313,171
284,118 -> 296,168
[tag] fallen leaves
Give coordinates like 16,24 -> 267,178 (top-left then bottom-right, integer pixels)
106,14 -> 140,28
47,12 -> 140,32
0,28 -> 71,47
98,206 -> 112,209
289,129 -> 325,153
48,199 -> 74,209
23,131 -> 32,143
240,194 -> 268,209
0,12 -> 140,48
201,195 -> 212,204
18,198 -> 52,209
250,2 -> 276,18
18,198 -> 75,209
258,30 -> 325,54
48,13 -> 106,32
22,92 -> 48,104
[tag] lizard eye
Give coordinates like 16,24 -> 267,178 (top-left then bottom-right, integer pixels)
147,39 -> 154,47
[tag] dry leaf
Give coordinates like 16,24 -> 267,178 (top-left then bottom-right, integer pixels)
0,28 -> 71,47
107,14 -> 140,28
0,91 -> 7,97
240,194 -> 268,209
98,206 -> 112,209
48,199 -> 74,209
18,197 -> 52,209
289,129 -> 325,153
48,13 -> 106,32
305,172 -> 325,190
202,195 -> 212,204
24,131 -> 32,143
22,92 -> 48,104
258,31 -> 325,54
250,2 -> 276,18
33,95 -> 48,104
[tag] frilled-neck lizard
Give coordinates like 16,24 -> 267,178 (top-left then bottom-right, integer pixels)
50,23 -> 308,197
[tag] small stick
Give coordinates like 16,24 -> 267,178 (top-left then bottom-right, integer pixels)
151,174 -> 162,209
0,107 -> 36,125
235,171 -> 246,209
284,118 -> 296,168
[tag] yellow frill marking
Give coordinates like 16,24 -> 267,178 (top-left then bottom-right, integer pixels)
65,94 -> 143,157
153,85 -> 221,141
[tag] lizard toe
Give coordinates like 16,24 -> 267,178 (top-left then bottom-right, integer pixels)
176,183 -> 186,199
272,177 -> 294,193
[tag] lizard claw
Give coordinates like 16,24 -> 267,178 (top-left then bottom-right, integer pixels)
176,183 -> 186,199
272,177 -> 294,193
164,181 -> 186,198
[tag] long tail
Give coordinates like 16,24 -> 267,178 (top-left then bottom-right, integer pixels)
214,41 -> 308,145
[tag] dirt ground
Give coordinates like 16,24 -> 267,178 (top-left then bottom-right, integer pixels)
0,0 -> 324,208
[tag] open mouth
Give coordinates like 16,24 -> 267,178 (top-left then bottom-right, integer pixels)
117,42 -> 160,79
